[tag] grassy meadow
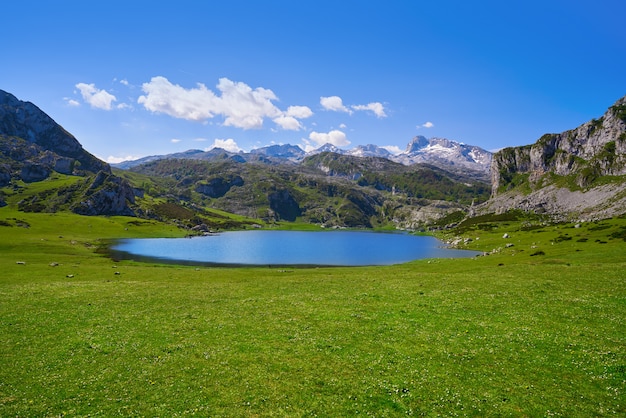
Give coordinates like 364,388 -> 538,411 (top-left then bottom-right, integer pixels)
1,208 -> 625,416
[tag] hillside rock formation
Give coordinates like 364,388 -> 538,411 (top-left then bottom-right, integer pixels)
1,90 -> 136,217
0,90 -> 109,176
484,95 -> 626,219
71,171 -> 136,216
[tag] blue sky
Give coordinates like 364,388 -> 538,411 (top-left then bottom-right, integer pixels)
2,0 -> 625,163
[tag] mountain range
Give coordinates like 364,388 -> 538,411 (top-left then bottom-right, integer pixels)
1,87 -> 625,226
0,88 -> 492,227
113,136 -> 493,181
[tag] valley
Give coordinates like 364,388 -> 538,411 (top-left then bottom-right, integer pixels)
1,89 -> 625,416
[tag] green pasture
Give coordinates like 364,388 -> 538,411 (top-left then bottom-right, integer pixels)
1,208 -> 624,416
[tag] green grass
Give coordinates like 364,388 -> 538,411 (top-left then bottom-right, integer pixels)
1,208 -> 625,416
2,174 -> 84,207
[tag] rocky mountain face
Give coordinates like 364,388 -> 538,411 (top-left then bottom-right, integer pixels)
0,90 -> 109,177
347,144 -> 392,159
0,90 -> 136,216
484,95 -> 626,219
394,136 -> 492,180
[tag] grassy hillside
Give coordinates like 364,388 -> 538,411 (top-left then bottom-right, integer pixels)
124,155 -> 490,228
2,171 -> 266,231
1,207 -> 624,416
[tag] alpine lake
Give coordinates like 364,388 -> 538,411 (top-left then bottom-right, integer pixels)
110,230 -> 481,267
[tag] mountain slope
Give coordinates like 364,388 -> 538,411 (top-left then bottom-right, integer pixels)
0,90 -> 109,177
482,95 -> 626,219
393,136 -> 492,180
0,90 -> 136,216
127,154 -> 490,228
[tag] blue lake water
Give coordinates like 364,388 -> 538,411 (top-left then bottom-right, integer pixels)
110,230 -> 480,267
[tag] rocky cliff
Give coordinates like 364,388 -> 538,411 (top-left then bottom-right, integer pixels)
485,95 -> 626,219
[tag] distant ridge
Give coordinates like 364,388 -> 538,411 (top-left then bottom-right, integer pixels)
113,136 -> 492,180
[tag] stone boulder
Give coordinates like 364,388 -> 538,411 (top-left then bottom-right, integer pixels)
20,162 -> 51,183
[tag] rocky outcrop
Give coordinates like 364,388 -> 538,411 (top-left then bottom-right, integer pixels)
71,171 -> 136,216
484,183 -> 626,221
20,161 -> 51,183
0,135 -> 80,182
485,95 -> 626,219
493,96 -> 626,192
385,199 -> 466,229
0,90 -> 109,176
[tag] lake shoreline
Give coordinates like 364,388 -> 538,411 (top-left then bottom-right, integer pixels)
108,230 -> 481,268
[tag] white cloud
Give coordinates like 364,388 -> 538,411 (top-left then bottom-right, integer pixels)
352,102 -> 387,118
339,123 -> 347,129
105,155 -> 141,164
320,96 -> 351,113
207,138 -> 242,153
271,105 -> 313,131
381,145 -> 403,155
420,121 -> 434,128
75,83 -> 117,110
171,138 -> 182,143
120,79 -> 129,86
321,96 -> 387,118
193,137 -> 208,142
65,98 -> 80,107
301,139 -> 315,153
286,105 -> 313,119
138,77 -> 218,121
308,130 -> 350,147
273,115 -> 303,130
216,78 -> 280,129
138,76 -> 311,131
